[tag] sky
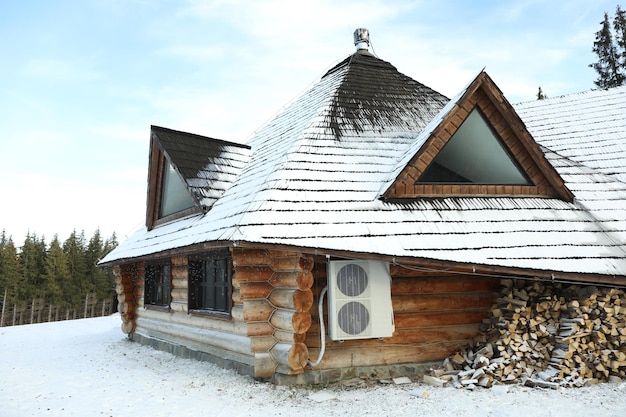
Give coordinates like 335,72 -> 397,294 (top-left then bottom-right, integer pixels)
0,0 -> 621,246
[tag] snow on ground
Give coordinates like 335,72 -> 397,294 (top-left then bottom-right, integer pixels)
1,314 -> 625,417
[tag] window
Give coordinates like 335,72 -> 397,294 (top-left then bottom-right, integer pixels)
159,159 -> 195,218
189,249 -> 231,315
418,108 -> 531,185
144,262 -> 171,307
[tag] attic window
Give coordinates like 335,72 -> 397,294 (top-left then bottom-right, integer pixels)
418,109 -> 531,185
160,159 -> 195,217
146,137 -> 202,231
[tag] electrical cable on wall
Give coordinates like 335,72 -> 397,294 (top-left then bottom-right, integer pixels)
307,286 -> 328,367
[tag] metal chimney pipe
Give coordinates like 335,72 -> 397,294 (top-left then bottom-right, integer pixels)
353,28 -> 370,51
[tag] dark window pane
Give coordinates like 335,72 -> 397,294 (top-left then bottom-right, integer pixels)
144,262 -> 170,307
418,108 -> 532,185
188,251 -> 231,313
159,159 -> 195,218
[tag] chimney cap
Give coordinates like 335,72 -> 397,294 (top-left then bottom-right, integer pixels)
353,28 -> 370,51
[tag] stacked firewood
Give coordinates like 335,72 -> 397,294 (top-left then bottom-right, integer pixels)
428,279 -> 626,389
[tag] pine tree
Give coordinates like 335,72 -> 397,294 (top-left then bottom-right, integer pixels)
590,10 -> 626,89
0,231 -> 21,302
615,5 -> 626,73
42,235 -> 69,304
537,86 -> 547,100
63,230 -> 88,308
18,233 -> 48,300
85,229 -> 115,300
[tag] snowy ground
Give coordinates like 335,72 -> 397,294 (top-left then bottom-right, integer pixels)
1,314 -> 625,417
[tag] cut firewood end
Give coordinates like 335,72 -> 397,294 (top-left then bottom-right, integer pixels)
428,279 -> 626,389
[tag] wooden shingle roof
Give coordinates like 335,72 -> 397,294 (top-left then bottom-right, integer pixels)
150,125 -> 251,211
514,84 -> 626,182
100,51 -> 626,284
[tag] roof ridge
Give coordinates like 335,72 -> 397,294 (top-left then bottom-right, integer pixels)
151,125 -> 250,149
514,83 -> 626,107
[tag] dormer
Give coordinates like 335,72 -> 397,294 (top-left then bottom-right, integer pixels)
146,125 -> 252,230
382,71 -> 573,201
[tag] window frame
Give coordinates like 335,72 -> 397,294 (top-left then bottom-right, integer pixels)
417,108 -> 532,185
144,260 -> 172,310
188,249 -> 232,318
146,141 -> 202,230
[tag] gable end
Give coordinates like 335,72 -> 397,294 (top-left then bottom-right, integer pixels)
383,72 -> 574,201
146,135 -> 202,230
146,125 -> 252,231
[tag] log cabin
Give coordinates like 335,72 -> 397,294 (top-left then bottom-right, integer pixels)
99,29 -> 626,384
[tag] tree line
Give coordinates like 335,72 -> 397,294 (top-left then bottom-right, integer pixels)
0,229 -> 118,308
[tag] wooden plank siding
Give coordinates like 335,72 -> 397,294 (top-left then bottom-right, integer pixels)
304,258 -> 500,371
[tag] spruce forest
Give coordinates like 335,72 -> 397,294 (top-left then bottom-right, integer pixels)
0,229 -> 118,317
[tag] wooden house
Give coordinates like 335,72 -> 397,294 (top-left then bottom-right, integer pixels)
99,29 -> 626,384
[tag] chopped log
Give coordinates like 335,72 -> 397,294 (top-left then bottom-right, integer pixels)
273,329 -> 307,344
429,279 -> 626,389
169,301 -> 187,314
423,374 -> 447,387
121,320 -> 136,334
232,266 -> 274,283
524,378 -> 559,389
170,287 -> 187,302
270,254 -> 313,272
247,321 -> 274,337
240,282 -> 274,299
270,310 -> 312,334
268,271 -> 314,290
270,342 -> 308,371
232,248 -> 272,266
250,335 -> 276,352
116,292 -> 133,304
232,289 -> 242,304
243,299 -> 274,322
253,352 -> 277,379
231,304 -> 244,322
268,289 -> 313,312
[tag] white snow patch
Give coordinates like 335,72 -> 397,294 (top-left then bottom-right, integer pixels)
1,314 -> 625,417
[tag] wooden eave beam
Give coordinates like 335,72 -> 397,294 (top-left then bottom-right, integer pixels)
230,242 -> 626,288
99,239 -> 626,288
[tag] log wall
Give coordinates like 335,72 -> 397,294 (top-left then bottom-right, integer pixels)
305,259 -> 500,372
113,262 -> 143,334
232,248 -> 314,377
129,252 -> 251,371
114,250 -> 500,382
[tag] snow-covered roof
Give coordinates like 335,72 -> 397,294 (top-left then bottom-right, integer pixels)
151,126 -> 252,211
100,50 -> 626,280
514,85 -> 626,182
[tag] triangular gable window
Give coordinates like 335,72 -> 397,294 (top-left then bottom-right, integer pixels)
159,159 -> 195,217
383,71 -> 573,201
418,108 -> 531,185
146,135 -> 201,230
146,125 -> 252,231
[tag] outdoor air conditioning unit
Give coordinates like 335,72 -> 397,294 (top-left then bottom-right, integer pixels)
327,260 -> 395,341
